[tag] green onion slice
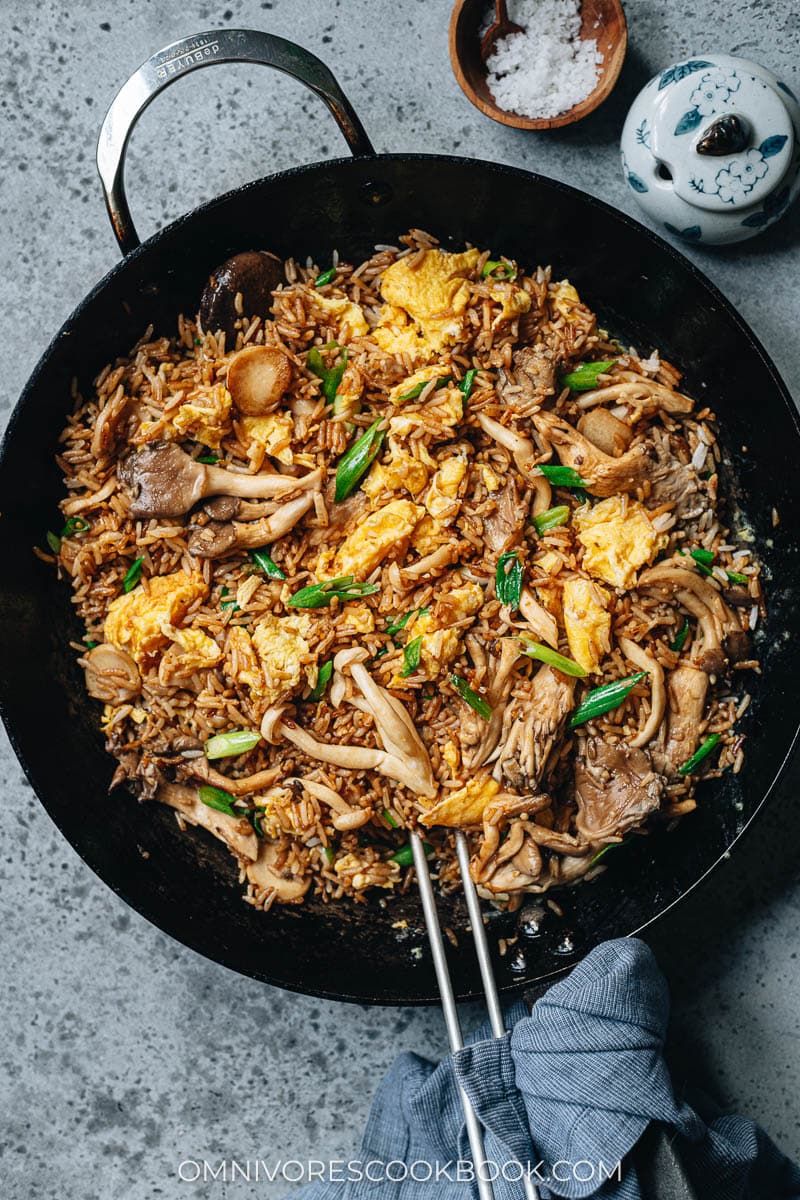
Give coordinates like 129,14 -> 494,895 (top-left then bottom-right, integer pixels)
386,609 -> 416,637
533,505 -> 570,536
495,551 -> 523,609
401,635 -> 423,678
678,733 -> 721,776
220,586 -> 241,613
322,846 -> 335,866
691,547 -> 715,565
670,618 -> 690,653
84,638 -> 98,649
198,784 -> 239,816
122,556 -> 144,593
569,671 -> 648,728
315,266 -> 336,287
519,637 -> 587,678
589,841 -> 624,866
197,454 -> 219,464
205,730 -> 260,760
726,570 -> 748,585
309,659 -> 333,701
391,841 -> 433,867
397,375 -> 451,403
45,531 -> 61,554
61,516 -> 90,537
308,345 -> 348,405
334,418 -> 385,502
537,464 -> 587,487
251,549 -> 286,580
460,368 -> 477,400
561,360 -> 617,392
383,809 -> 400,829
450,674 -> 492,721
481,259 -> 516,280
288,575 -> 380,609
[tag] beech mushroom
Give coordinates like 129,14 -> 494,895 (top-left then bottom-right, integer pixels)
199,250 -> 284,339
638,560 -> 750,671
83,644 -> 141,704
293,776 -> 372,831
464,640 -> 522,769
476,411 -> 552,515
618,636 -> 665,748
187,492 -> 316,558
532,410 -> 650,498
157,782 -> 259,862
519,588 -> 559,649
227,345 -> 292,415
119,442 -> 322,518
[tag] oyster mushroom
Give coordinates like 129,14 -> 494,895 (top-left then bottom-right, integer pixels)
464,639 -> 522,769
227,345 -> 292,415
574,739 -> 663,842
157,782 -> 259,862
472,792 -> 552,886
83,643 -> 141,704
119,442 -> 322,518
532,410 -> 650,498
187,492 -> 317,558
574,373 -> 694,416
655,664 -> 710,775
199,250 -> 284,339
519,587 -> 559,649
493,665 -> 575,790
246,837 -> 311,903
476,411 -> 552,515
618,636 -> 665,748
638,561 -> 750,671
180,759 -> 282,795
577,408 -> 633,458
293,776 -> 373,832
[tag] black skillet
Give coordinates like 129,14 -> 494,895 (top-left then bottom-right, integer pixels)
1,29 -> 798,1005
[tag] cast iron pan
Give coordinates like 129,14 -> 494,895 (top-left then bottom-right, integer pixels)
1,30 -> 798,1004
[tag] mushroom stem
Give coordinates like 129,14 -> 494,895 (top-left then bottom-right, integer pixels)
188,492 -> 316,558
204,462 -> 322,500
618,636 -> 665,747
477,412 -> 552,514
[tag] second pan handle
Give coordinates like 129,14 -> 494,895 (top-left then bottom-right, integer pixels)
96,28 -> 375,256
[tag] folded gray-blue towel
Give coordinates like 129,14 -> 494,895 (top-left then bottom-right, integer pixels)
292,938 -> 799,1199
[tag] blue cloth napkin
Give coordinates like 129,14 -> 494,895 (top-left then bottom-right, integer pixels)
294,938 -> 800,1199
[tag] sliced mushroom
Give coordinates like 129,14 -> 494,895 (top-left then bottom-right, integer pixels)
463,639 -> 522,769
246,837 -> 311,903
180,759 -> 282,795
638,561 -> 750,671
84,644 -> 141,703
157,782 -> 259,862
654,664 -> 709,775
493,665 -> 575,789
227,345 -> 292,415
532,410 -> 650,497
119,442 -> 323,518
187,492 -> 316,558
476,411 -> 552,514
199,250 -> 284,339
648,428 -> 708,523
574,739 -> 663,842
577,409 -> 633,458
618,636 -> 665,748
574,373 -> 694,416
512,345 -> 556,406
519,587 -> 559,649
482,477 -> 530,554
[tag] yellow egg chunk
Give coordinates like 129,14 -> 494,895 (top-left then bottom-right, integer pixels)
104,571 -> 208,666
410,514 -> 447,556
362,448 -> 430,501
226,626 -> 264,695
341,602 -> 375,632
481,464 -> 502,492
389,387 -> 463,440
169,383 -> 232,449
379,247 -> 480,352
420,775 -> 500,828
373,309 -> 437,363
574,496 -> 666,589
171,628 -> 223,670
394,583 -> 483,685
489,283 -> 532,323
562,578 -> 611,674
550,280 -> 582,318
240,412 -> 294,464
334,499 -> 423,578
311,294 -> 369,338
251,613 -> 314,704
388,365 -> 450,406
424,453 -> 468,522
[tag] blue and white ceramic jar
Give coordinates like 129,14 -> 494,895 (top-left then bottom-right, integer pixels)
620,54 -> 800,245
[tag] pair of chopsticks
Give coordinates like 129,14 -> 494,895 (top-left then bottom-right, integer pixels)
411,831 -> 539,1200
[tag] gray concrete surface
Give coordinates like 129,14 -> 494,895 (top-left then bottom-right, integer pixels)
1,1 -> 799,1196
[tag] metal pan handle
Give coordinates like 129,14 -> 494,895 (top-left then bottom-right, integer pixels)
96,28 -> 375,256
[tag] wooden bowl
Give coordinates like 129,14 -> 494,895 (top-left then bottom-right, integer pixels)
449,0 -> 627,130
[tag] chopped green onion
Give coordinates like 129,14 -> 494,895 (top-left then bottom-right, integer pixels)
450,674 -> 492,721
726,570 -> 748,585
322,846 -> 335,866
670,618 -> 690,653
197,454 -> 219,464
309,659 -> 333,701
45,531 -> 61,554
391,841 -> 433,867
84,637 -> 98,649
533,505 -> 570,536
383,808 -> 400,829
397,375 -> 451,403
495,551 -> 523,610
590,841 -> 624,866
386,609 -> 416,637
561,360 -> 616,392
573,488 -> 590,506
691,547 -> 715,565
401,635 -> 423,678
315,266 -> 336,287
198,784 -> 238,816
61,516 -> 90,537
307,345 -> 348,405
205,730 -> 260,760
678,733 -> 721,776
288,575 -> 380,609
519,637 -> 587,678
481,259 -> 516,280
251,549 -> 286,580
537,464 -> 587,487
252,811 -> 265,838
334,418 -> 385,502
220,586 -> 241,612
569,671 -> 648,728
460,368 -> 477,400
122,556 -> 144,593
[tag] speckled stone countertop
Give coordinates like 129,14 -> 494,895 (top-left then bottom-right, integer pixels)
2,2 -> 799,1197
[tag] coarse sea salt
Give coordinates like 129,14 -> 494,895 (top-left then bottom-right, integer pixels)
483,0 -> 603,120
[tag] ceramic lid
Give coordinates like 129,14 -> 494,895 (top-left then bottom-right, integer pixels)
649,61 -> 794,213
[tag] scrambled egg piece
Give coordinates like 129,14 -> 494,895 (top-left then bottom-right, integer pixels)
562,578 -> 611,674
341,602 -> 375,632
362,447 -> 430,501
387,365 -> 450,406
334,499 -> 423,578
311,294 -> 369,338
389,387 -> 463,439
104,571 -> 207,666
373,308 -> 436,363
394,583 -> 483,685
481,464 -> 502,493
550,280 -> 582,319
226,626 -> 264,694
171,628 -> 223,668
574,496 -> 666,589
489,283 -> 531,324
169,383 -> 232,449
421,775 -> 500,828
442,739 -> 460,776
376,248 -> 480,355
240,412 -> 294,465
257,786 -> 310,839
251,613 -> 314,704
424,452 -> 468,523
410,514 -> 447,556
